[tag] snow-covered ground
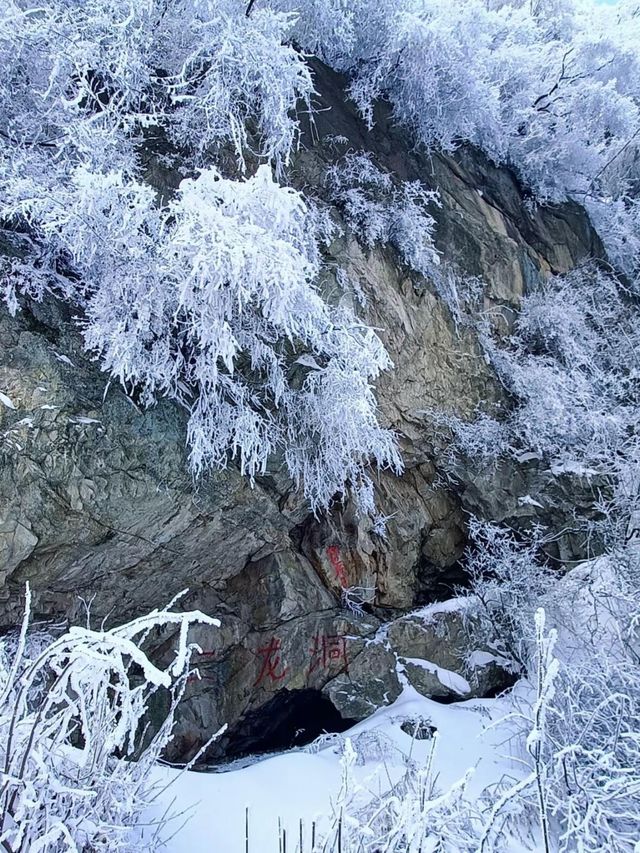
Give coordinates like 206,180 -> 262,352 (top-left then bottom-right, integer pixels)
146,684 -> 528,852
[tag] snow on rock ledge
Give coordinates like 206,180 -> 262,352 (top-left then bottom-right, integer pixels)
0,58 -> 599,761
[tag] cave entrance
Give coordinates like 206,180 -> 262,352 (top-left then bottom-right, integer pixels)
218,689 -> 357,763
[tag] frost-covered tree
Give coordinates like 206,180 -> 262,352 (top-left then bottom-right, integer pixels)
315,561 -> 640,853
444,266 -> 640,478
326,152 -> 440,277
0,1 -> 403,513
585,193 -> 640,292
166,2 -> 314,171
286,0 -> 640,196
461,520 -> 555,669
277,0 -> 640,283
468,558 -> 640,853
316,735 -> 483,852
3,0 -> 640,513
3,163 -> 401,512
0,587 -> 220,851
0,0 -> 313,177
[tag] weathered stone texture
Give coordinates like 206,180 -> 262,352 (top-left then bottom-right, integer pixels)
0,60 -> 601,759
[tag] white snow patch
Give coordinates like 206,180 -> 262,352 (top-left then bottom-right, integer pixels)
466,649 -> 511,670
52,351 -> 75,366
0,391 -> 16,410
410,595 -> 476,623
517,494 -> 544,508
401,656 -> 471,695
145,685 -> 526,853
550,459 -> 598,477
69,416 -> 102,425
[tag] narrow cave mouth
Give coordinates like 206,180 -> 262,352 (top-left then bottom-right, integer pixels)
477,669 -> 520,699
217,689 -> 357,764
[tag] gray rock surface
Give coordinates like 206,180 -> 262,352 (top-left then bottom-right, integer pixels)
0,59 -> 600,760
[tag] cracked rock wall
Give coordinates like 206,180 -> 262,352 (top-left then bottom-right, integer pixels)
0,60 -> 600,760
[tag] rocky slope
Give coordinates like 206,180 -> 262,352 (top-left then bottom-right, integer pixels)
0,60 -> 601,761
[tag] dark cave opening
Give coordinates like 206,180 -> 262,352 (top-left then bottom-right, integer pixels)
217,689 -> 357,763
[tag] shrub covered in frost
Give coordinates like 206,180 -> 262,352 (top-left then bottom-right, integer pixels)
0,586 -> 220,851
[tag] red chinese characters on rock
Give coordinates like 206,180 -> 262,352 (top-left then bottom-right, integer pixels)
326,545 -> 348,588
308,633 -> 348,676
254,636 -> 289,686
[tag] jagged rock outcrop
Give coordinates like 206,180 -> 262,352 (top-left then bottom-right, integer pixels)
0,60 -> 601,760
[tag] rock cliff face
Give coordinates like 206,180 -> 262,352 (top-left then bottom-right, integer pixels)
0,61 -> 600,761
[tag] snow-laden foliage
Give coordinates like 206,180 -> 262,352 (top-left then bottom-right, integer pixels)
4,164 -> 400,512
3,0 -> 640,510
167,3 -> 314,171
312,581 -> 640,853
444,266 -> 640,476
462,520 -> 555,670
326,152 -> 487,330
0,1 -> 403,513
0,587 -> 221,851
536,613 -> 640,852
585,194 -> 640,291
317,735 -> 482,853
0,0 -> 312,178
326,152 -> 440,276
479,609 -> 561,853
350,0 -> 640,196
457,511 -> 640,853
282,1 -> 640,194
275,0 -> 640,284
590,439 -> 640,568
